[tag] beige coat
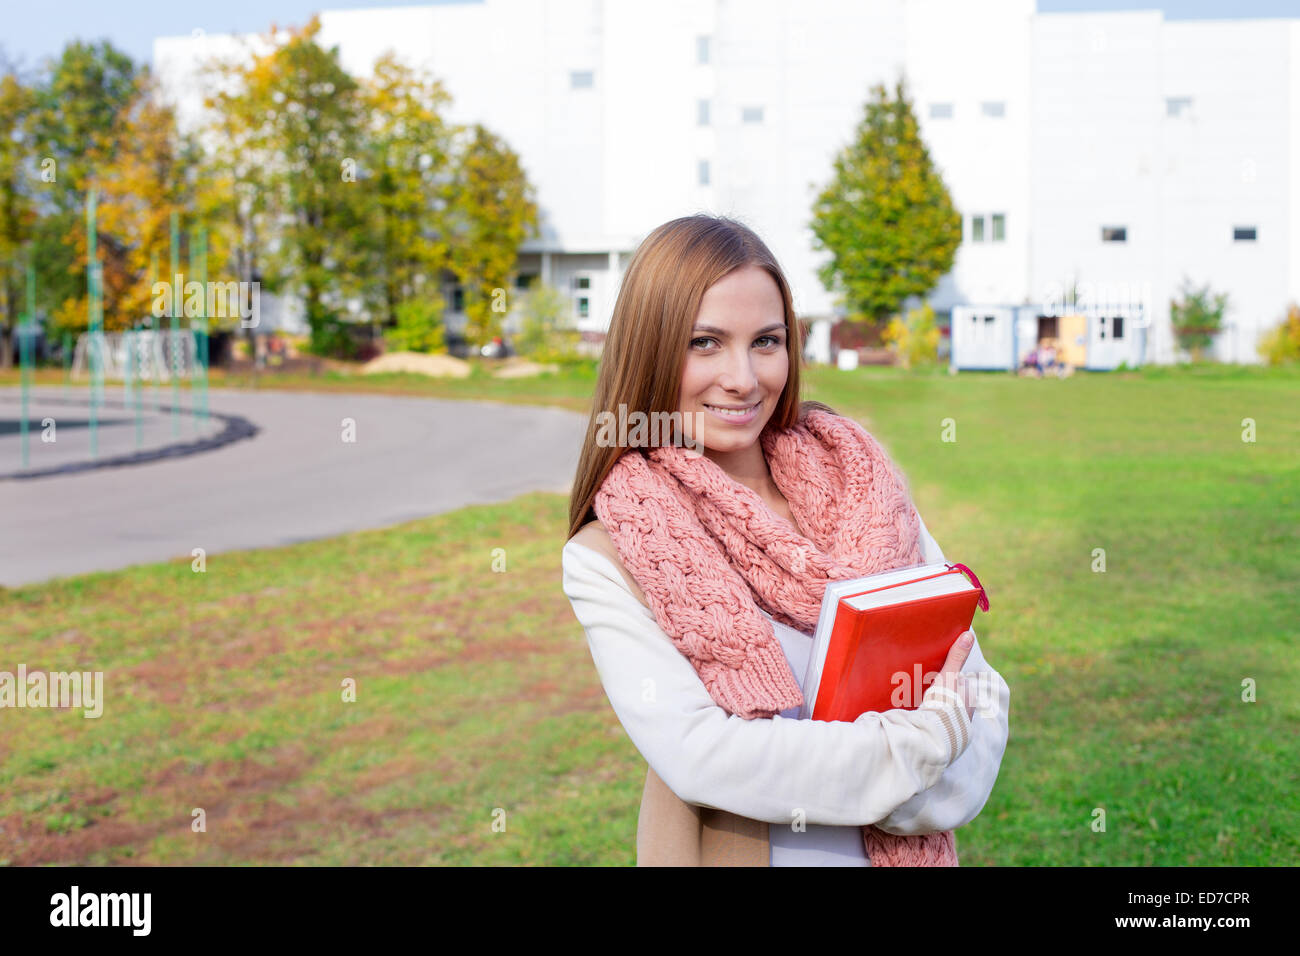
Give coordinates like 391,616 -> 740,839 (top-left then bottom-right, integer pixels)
636,763 -> 770,866
571,520 -> 772,866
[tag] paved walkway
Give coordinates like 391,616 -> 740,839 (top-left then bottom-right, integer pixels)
0,386 -> 585,587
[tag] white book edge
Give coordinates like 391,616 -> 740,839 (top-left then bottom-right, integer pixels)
797,562 -> 974,720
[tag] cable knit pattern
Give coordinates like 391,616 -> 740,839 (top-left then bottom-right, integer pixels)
592,406 -> 958,866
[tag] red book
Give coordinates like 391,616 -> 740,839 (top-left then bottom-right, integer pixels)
799,562 -> 989,722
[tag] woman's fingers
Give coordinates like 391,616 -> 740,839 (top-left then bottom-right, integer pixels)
939,629 -> 974,675
932,630 -> 975,719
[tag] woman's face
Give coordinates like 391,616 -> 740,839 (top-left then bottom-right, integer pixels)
677,265 -> 789,459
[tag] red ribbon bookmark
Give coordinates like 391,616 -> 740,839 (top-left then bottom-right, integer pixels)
946,563 -> 989,612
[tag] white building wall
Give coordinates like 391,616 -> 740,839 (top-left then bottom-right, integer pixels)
906,0 -> 1034,311
1290,23 -> 1300,320
1030,12 -> 1167,362
1160,20 -> 1294,364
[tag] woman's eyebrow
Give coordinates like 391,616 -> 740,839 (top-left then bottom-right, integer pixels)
692,323 -> 785,337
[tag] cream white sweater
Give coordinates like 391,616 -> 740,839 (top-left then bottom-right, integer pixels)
561,511 -> 1011,866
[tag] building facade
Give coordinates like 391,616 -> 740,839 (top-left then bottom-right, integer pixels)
153,0 -> 1300,364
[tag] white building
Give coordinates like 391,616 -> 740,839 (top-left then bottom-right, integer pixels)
153,0 -> 1300,365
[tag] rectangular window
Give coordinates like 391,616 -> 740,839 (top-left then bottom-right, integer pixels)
981,101 -> 1005,118
929,102 -> 953,119
697,35 -> 710,65
991,213 -> 1005,241
1102,226 -> 1127,242
573,275 -> 590,290
698,159 -> 710,186
1166,96 -> 1193,118
971,215 -> 985,242
742,105 -> 763,123
1233,226 -> 1257,241
515,273 -> 537,290
577,296 -> 589,319
1112,316 -> 1124,340
698,99 -> 710,125
570,70 -> 593,89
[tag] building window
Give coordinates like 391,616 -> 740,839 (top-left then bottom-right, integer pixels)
971,215 -> 985,242
570,70 -> 593,89
1166,96 -> 1193,118
697,35 -> 710,64
576,297 -> 589,319
698,99 -> 710,125
515,273 -> 537,290
698,159 -> 710,186
991,213 -> 1005,242
573,275 -> 590,290
1233,226 -> 1257,241
742,105 -> 763,123
1112,316 -> 1124,340
929,102 -> 953,119
981,101 -> 1005,118
1102,226 -> 1127,242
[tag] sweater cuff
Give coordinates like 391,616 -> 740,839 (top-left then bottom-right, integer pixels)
919,682 -> 972,764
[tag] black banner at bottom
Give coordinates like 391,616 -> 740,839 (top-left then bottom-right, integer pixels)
0,865 -> 1283,942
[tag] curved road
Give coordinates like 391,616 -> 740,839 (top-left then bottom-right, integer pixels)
0,386 -> 586,587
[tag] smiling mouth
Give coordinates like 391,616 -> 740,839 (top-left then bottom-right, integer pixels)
704,402 -> 759,417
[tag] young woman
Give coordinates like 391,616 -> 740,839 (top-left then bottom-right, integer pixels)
562,214 -> 1010,867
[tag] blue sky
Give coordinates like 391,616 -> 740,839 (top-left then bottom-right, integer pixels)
2,1 -> 1297,73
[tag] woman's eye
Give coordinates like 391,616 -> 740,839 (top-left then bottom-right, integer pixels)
691,336 -> 783,350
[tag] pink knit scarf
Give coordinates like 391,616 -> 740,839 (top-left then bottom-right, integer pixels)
593,406 -> 958,866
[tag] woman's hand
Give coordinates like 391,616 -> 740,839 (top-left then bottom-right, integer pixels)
929,630 -> 976,720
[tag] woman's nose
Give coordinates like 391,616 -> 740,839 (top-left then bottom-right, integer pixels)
717,348 -> 758,392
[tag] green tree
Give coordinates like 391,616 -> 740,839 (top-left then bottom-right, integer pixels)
0,71 -> 39,366
56,70 -> 199,334
361,53 -> 456,331
207,17 -> 368,356
810,76 -> 961,331
1169,277 -> 1229,361
445,123 -> 538,350
27,40 -> 139,342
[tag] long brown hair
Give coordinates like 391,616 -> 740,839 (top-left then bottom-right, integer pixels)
566,213 -> 835,540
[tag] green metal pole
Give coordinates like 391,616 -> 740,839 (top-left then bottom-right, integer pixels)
191,224 -> 209,430
87,188 -> 99,460
133,323 -> 143,447
19,258 -> 34,470
170,210 -> 180,436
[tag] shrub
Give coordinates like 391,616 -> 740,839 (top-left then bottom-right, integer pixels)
383,298 -> 446,354
514,282 -> 581,365
881,302 -> 939,369
1170,277 -> 1228,361
306,315 -> 359,360
1257,302 -> 1300,366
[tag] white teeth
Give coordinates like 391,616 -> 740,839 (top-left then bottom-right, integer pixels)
706,403 -> 756,417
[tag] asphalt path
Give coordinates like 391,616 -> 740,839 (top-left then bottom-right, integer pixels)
0,386 -> 586,587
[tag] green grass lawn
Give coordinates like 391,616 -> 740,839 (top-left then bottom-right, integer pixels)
2,361 -> 1296,864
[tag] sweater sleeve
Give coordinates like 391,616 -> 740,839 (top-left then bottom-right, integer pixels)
873,512 -> 1011,835
561,538 -> 975,828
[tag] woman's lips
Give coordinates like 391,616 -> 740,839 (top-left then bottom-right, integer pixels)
703,401 -> 760,424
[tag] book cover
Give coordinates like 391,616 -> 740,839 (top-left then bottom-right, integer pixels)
799,563 -> 988,722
